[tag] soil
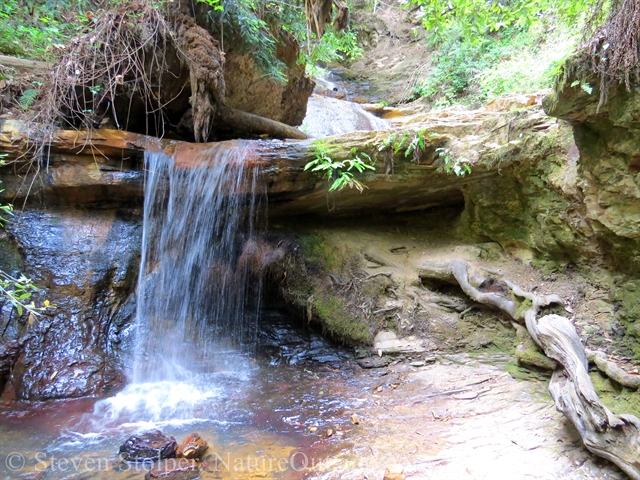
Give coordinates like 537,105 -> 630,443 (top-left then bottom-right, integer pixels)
326,0 -> 432,104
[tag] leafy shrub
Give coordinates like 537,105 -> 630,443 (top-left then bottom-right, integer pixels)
411,21 -> 580,106
0,0 -> 88,60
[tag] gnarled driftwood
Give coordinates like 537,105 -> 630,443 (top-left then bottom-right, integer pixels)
419,260 -> 640,479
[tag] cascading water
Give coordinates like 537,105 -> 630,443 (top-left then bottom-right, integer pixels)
133,143 -> 263,383
90,142 -> 264,427
301,94 -> 389,137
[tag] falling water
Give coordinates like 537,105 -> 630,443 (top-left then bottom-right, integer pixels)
132,142 -> 264,383
301,94 -> 389,137
82,142 -> 264,428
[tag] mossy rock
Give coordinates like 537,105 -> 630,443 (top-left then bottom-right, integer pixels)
312,293 -> 371,345
513,324 -> 556,371
590,370 -> 640,418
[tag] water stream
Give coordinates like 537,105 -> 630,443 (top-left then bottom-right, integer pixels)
0,95 -> 394,480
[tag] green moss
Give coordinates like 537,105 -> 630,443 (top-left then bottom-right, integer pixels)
610,278 -> 640,359
299,233 -> 343,271
590,371 -> 640,417
516,345 -> 556,370
313,293 -> 371,345
515,298 -> 533,320
505,360 -> 550,382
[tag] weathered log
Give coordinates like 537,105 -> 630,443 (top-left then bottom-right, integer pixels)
418,260 -> 640,479
0,104 -> 558,215
216,106 -> 309,140
0,119 -> 164,161
0,55 -> 50,73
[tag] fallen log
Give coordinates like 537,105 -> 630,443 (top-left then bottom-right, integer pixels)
0,55 -> 50,73
418,260 -> 640,479
216,106 -> 309,140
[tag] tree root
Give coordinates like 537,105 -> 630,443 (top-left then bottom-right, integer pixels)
418,260 -> 640,479
587,349 -> 640,390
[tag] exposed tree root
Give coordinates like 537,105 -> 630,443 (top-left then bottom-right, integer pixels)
587,350 -> 640,390
418,260 -> 640,480
30,1 -> 225,142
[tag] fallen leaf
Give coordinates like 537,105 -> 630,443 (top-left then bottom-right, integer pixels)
351,414 -> 360,425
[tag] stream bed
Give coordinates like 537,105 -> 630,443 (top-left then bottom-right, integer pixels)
0,311 -> 626,480
0,312 -> 363,479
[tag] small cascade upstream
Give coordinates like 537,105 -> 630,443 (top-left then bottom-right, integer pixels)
302,94 -> 389,137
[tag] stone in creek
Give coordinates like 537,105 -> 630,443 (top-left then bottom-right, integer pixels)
119,431 -> 178,462
383,464 -> 405,480
145,459 -> 201,480
176,433 -> 209,460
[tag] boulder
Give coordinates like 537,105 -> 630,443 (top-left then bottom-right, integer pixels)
119,431 -> 178,462
176,433 -> 208,460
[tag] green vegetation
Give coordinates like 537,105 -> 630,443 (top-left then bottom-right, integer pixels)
0,154 -> 52,316
409,0 -> 596,38
435,147 -> 472,176
0,0 -> 362,82
299,233 -> 343,271
312,294 -> 371,344
0,0 -> 88,60
203,0 -> 363,79
590,370 -> 640,417
305,141 -> 376,192
411,22 -> 578,107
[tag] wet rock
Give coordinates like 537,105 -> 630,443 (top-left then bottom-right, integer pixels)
4,209 -> 140,400
301,94 -> 389,137
383,463 -> 405,480
145,459 -> 200,480
176,433 -> 208,460
0,340 -> 20,393
356,356 -> 391,369
119,431 -> 178,462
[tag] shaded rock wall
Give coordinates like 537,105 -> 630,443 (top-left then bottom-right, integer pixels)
543,66 -> 640,273
1,209 -> 140,400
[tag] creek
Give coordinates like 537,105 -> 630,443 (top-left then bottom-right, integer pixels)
0,96 -> 385,480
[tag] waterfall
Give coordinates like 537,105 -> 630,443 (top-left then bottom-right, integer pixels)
132,142 -> 263,384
